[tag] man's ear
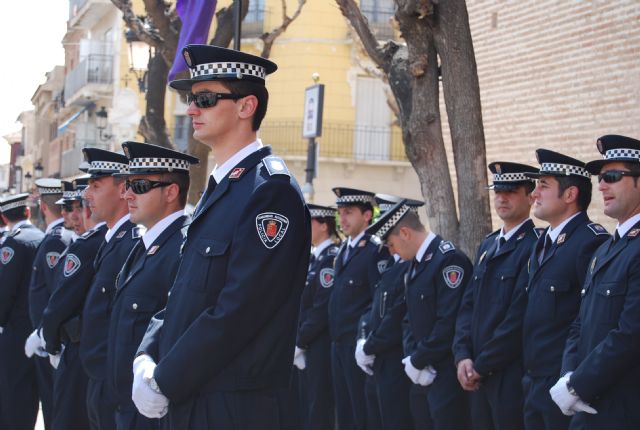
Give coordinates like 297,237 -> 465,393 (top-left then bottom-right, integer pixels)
238,95 -> 258,119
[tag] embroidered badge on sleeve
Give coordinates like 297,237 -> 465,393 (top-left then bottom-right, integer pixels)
256,212 -> 289,249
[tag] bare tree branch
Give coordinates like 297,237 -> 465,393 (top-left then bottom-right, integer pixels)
142,0 -> 179,63
335,0 -> 388,72
110,0 -> 165,47
260,0 -> 307,59
208,0 -> 250,46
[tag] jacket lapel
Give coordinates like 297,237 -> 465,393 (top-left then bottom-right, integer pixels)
191,147 -> 271,224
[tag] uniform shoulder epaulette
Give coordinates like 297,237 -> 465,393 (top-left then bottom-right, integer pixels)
326,246 -> 339,257
439,240 -> 455,254
79,228 -> 99,240
369,235 -> 381,245
262,156 -> 290,178
485,229 -> 500,239
534,228 -> 545,238
587,223 -> 609,236
50,226 -> 64,237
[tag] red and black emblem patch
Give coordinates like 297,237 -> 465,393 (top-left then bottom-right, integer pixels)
442,265 -> 464,289
63,254 -> 81,277
46,252 -> 61,269
229,168 -> 245,180
319,268 -> 335,288
256,212 -> 289,249
1,247 -> 14,265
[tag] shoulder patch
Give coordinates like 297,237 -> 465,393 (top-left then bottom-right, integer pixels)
1,246 -> 15,265
628,228 -> 640,238
319,267 -> 334,288
443,265 -> 464,289
439,240 -> 455,254
262,156 -> 290,177
587,223 -> 608,236
534,228 -> 545,238
256,212 -> 289,249
116,231 -> 126,239
63,254 -> 81,277
46,252 -> 61,269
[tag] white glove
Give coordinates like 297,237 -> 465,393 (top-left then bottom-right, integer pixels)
416,365 -> 437,386
49,344 -> 65,369
132,355 -> 169,418
25,329 -> 48,358
355,339 -> 375,375
293,347 -> 306,370
402,356 -> 422,384
0,326 -> 4,334
549,373 -> 597,416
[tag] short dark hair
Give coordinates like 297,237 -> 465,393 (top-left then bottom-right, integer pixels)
522,182 -> 535,194
556,176 -> 592,211
390,211 -> 425,235
2,207 -> 28,222
159,172 -> 190,207
316,216 -> 340,241
41,195 -> 63,217
220,81 -> 269,131
622,162 -> 640,187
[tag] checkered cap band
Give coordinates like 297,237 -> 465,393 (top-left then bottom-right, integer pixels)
190,62 -> 266,80
38,186 -> 62,195
540,162 -> 590,178
493,173 -> 531,182
376,204 -> 411,238
336,194 -> 377,206
1,200 -> 28,212
129,157 -> 191,172
62,191 -> 76,199
89,161 -> 128,173
604,148 -> 640,160
310,208 -> 335,218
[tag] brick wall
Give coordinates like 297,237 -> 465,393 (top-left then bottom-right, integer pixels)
441,1 -> 640,231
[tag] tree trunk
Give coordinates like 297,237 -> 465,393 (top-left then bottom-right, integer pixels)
139,52 -> 172,148
432,0 -> 491,255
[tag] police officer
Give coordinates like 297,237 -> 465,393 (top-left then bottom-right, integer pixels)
294,203 -> 340,430
328,187 -> 389,430
552,135 -> 640,429
358,195 -> 424,429
42,176 -> 105,430
522,150 -> 608,430
0,193 -> 45,429
108,141 -> 197,430
80,148 -> 140,430
133,45 -> 310,429
374,200 -> 472,429
453,162 -> 539,430
25,178 -> 74,428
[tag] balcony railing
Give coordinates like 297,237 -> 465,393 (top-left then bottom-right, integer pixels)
64,54 -> 113,102
60,139 -> 110,178
259,121 -> 406,162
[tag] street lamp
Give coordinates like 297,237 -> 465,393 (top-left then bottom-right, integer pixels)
96,106 -> 114,142
34,162 -> 43,179
24,171 -> 33,192
125,29 -> 153,93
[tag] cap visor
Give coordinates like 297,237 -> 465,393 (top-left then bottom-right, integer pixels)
585,159 -> 611,175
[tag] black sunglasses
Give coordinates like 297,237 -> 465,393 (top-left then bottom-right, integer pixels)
125,179 -> 173,195
187,91 -> 245,109
597,170 -> 640,184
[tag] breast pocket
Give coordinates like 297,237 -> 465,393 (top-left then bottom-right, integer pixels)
120,296 -> 163,344
184,239 -> 230,292
537,279 -> 573,318
491,269 -> 517,304
594,281 -> 627,324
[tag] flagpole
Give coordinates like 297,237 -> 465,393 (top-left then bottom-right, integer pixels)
234,0 -> 242,50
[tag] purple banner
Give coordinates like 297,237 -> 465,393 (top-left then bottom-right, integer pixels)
168,0 -> 217,82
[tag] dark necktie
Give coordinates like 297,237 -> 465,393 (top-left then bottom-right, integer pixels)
195,176 -> 217,216
498,237 -> 506,249
538,235 -> 552,264
614,230 -> 621,242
